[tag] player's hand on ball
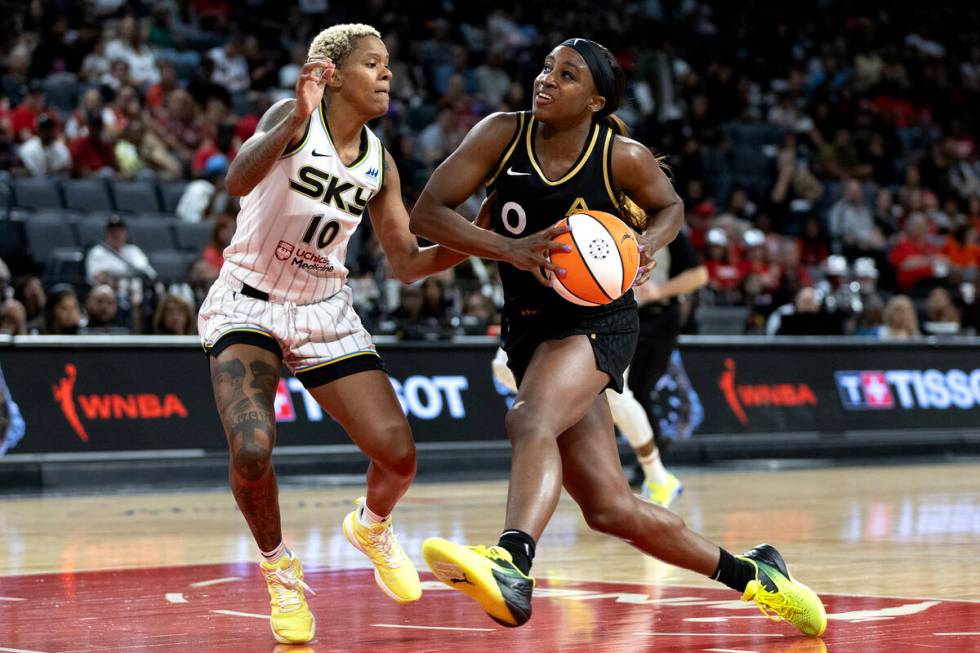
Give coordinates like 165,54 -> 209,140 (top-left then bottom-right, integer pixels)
294,58 -> 335,118
509,221 -> 572,286
633,234 -> 657,286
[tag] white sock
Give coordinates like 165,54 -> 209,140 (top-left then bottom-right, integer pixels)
639,448 -> 669,486
358,501 -> 388,527
260,541 -> 288,564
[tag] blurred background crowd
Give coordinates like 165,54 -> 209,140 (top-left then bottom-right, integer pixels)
1,0 -> 978,339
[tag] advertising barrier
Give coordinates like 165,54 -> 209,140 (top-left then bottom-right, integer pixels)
1,336 -> 978,455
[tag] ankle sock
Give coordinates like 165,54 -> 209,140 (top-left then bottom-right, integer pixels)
497,529 -> 536,575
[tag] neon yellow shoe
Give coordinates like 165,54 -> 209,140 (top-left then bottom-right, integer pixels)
260,553 -> 316,644
342,497 -> 421,603
641,472 -> 683,508
739,544 -> 827,637
423,537 -> 534,627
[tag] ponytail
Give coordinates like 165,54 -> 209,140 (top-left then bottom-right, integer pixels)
603,114 -> 672,231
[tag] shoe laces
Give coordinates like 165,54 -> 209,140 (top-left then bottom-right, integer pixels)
265,563 -> 315,613
368,523 -> 408,569
750,581 -> 798,624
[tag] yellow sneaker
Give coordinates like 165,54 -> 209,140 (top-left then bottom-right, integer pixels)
641,472 -> 683,508
342,497 -> 421,603
739,544 -> 827,637
260,553 -> 316,644
422,537 -> 534,627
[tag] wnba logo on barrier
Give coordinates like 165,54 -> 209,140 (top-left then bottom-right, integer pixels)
52,364 -> 189,443
718,358 -> 817,426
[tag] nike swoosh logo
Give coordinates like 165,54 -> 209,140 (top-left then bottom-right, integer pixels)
507,167 -> 530,176
312,149 -> 332,157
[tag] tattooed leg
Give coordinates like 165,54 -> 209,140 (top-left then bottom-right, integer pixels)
211,347 -> 283,551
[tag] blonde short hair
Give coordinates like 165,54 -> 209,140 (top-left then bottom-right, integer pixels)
307,24 -> 381,66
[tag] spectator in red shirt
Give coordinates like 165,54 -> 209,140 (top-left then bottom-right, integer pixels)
10,81 -> 45,142
888,214 -> 949,292
69,113 -> 117,177
145,60 -> 178,110
704,228 -> 743,302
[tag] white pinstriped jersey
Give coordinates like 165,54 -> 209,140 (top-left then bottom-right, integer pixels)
222,101 -> 385,304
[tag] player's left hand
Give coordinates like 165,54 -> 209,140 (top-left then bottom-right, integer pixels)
633,234 -> 657,286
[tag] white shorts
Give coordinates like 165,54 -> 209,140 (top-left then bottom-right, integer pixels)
198,271 -> 383,388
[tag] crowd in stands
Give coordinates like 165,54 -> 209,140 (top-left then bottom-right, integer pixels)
1,1 -> 978,338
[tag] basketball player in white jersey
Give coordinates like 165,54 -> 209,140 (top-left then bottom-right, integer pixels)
197,24 -> 491,644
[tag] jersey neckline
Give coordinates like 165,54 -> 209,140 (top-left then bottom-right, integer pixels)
318,101 -> 372,169
526,116 -> 600,186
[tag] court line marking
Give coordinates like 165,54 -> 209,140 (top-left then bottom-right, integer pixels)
935,632 -> 980,636
372,624 -> 496,632
551,577 -> 980,604
704,649 -> 758,653
0,597 -> 26,602
634,632 -> 783,637
0,647 -> 49,653
211,609 -> 269,620
164,593 -> 187,604
190,576 -> 242,588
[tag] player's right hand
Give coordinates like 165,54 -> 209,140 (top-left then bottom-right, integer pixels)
294,58 -> 335,118
507,222 -> 572,286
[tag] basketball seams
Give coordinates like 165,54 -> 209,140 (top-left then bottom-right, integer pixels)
565,214 -> 614,303
585,212 -> 630,297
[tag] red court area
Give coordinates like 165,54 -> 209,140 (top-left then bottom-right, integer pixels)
2,564 -> 978,653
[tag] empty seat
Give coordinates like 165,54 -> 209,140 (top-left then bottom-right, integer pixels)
13,178 -> 64,210
41,73 -> 79,114
63,179 -> 113,213
125,219 -> 176,252
696,305 -> 751,336
112,180 -> 163,214
174,220 -> 213,252
77,215 -> 109,248
159,182 -> 189,214
149,249 -> 192,284
44,247 -> 86,288
24,215 -> 78,265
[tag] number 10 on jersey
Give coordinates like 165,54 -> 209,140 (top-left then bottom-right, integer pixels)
302,214 -> 340,249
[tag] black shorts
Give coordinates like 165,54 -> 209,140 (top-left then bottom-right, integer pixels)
502,305 -> 639,393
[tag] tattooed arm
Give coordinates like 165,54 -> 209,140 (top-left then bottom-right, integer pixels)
225,58 -> 335,196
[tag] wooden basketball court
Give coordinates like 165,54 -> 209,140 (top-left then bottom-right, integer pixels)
2,461 -> 978,651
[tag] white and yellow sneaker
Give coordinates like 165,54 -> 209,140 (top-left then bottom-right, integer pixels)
342,497 -> 422,603
260,553 -> 316,644
641,472 -> 683,509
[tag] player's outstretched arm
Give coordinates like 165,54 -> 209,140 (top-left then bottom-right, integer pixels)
411,112 -> 569,282
225,59 -> 335,196
613,137 -> 684,285
368,150 -> 493,283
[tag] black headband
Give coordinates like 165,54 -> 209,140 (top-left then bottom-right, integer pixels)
559,38 -> 617,118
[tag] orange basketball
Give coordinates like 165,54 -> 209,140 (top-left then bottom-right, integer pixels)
548,210 -> 640,306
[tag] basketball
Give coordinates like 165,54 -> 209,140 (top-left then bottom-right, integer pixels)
548,211 -> 640,306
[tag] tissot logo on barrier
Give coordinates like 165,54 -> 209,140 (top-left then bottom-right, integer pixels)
836,368 -> 980,410
274,375 -> 469,422
52,364 -> 189,443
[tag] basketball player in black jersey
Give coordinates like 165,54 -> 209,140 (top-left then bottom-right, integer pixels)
411,39 -> 826,637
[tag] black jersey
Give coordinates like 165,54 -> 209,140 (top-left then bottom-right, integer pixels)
487,111 -> 636,319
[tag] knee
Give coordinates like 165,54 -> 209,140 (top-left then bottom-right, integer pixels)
585,496 -> 686,538
232,437 -> 274,482
583,497 -> 636,536
504,402 -> 554,445
375,423 -> 416,479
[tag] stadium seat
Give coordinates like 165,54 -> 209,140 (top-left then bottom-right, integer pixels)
126,219 -> 177,252
174,221 -> 212,252
697,305 -> 751,336
41,73 -> 79,114
63,179 -> 113,213
149,249 -> 192,284
77,215 -> 108,248
159,182 -> 189,214
111,181 -> 163,214
13,178 -> 65,210
24,215 -> 79,266
44,247 -> 86,288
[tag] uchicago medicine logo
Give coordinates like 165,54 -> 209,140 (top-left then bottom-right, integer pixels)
836,368 -> 980,410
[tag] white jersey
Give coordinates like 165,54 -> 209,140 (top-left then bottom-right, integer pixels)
223,102 -> 385,304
